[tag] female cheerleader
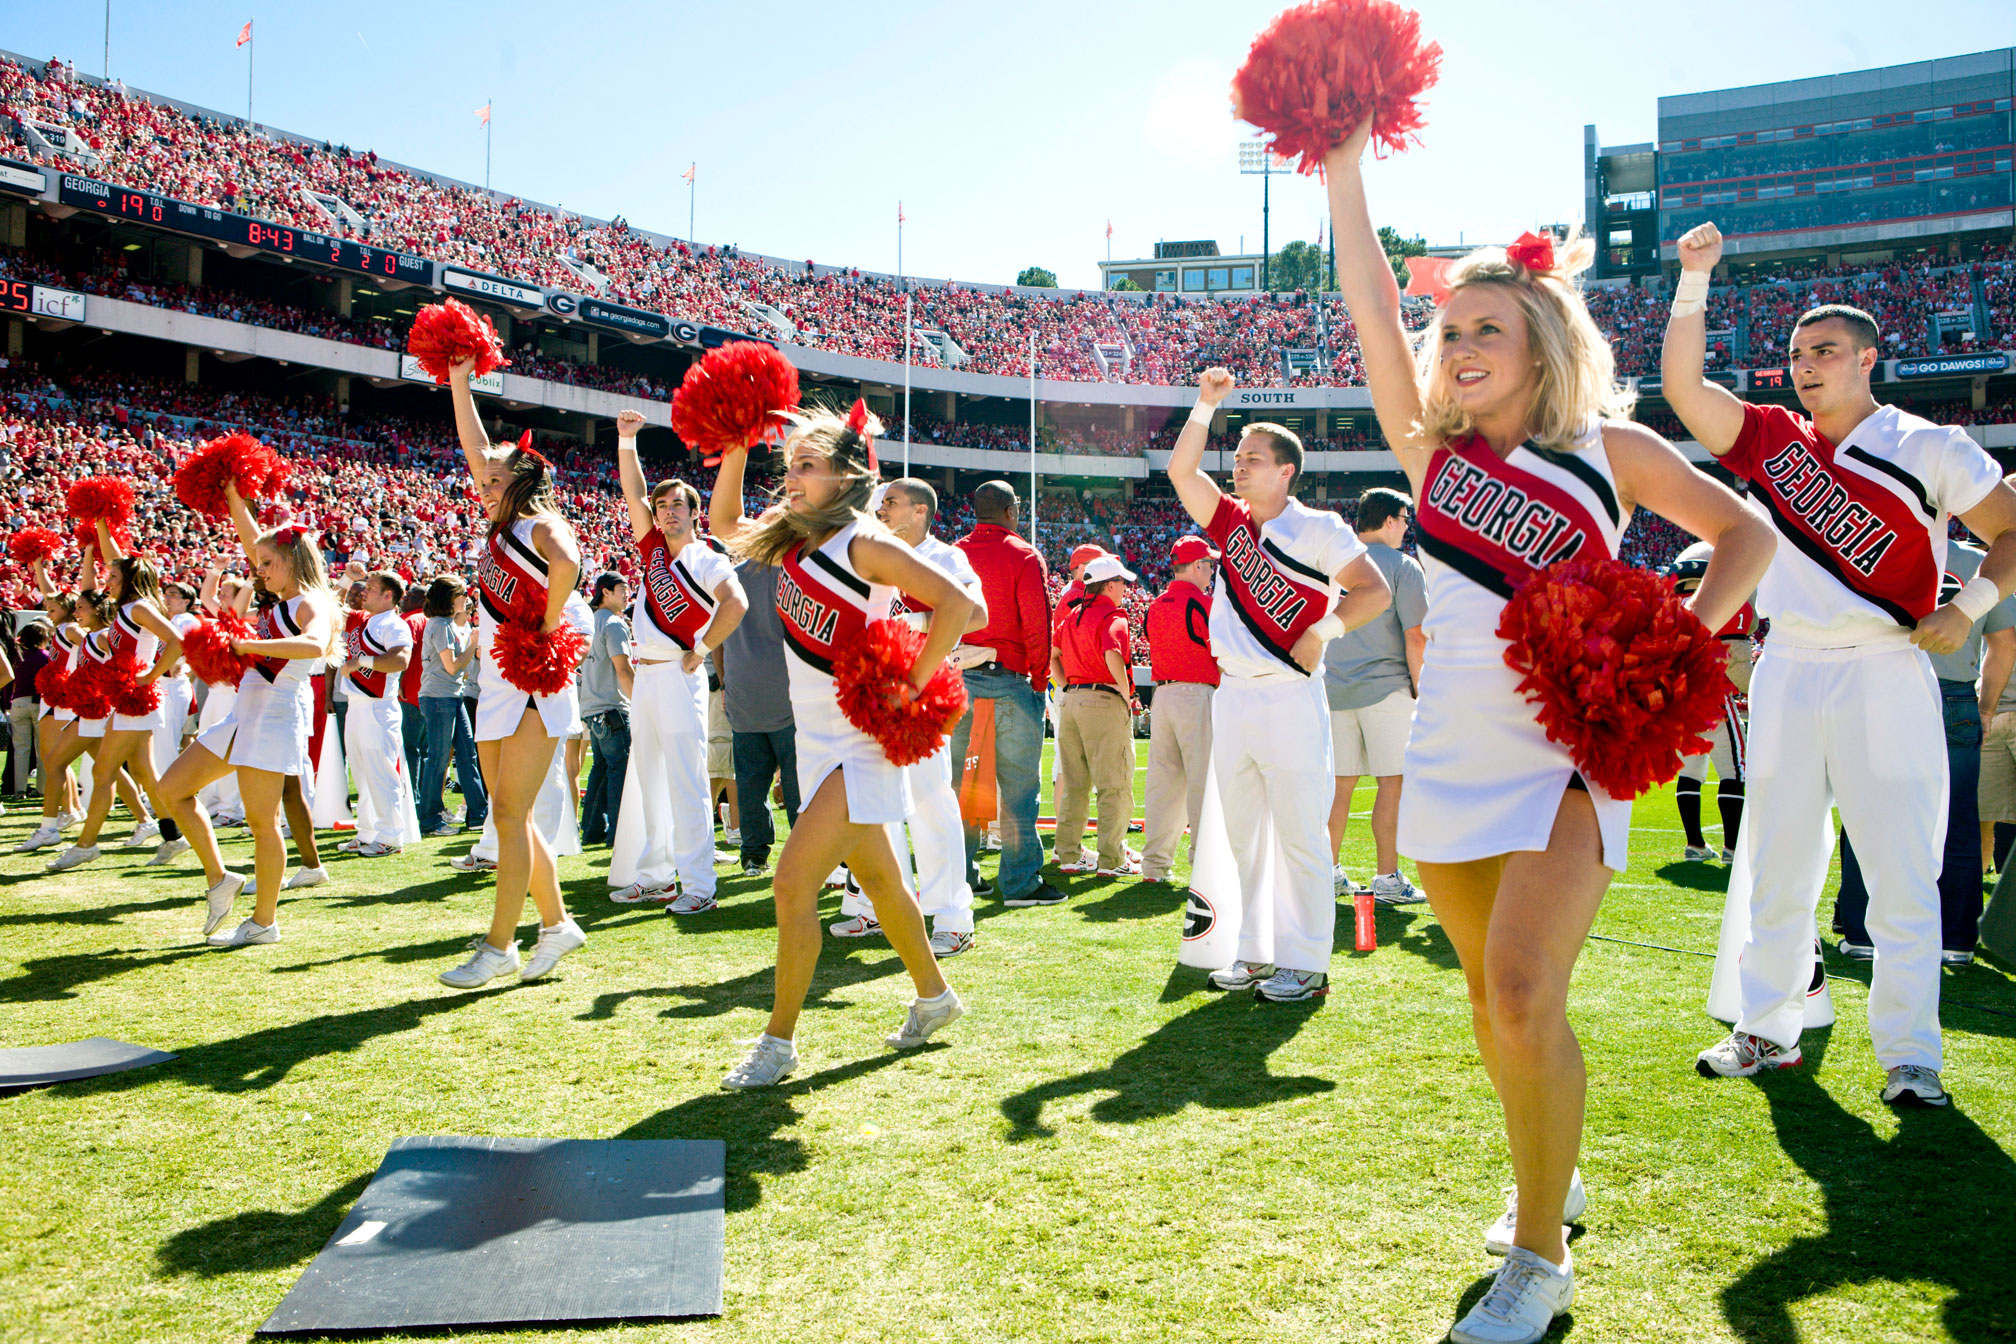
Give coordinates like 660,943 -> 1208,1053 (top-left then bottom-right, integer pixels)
15,565 -> 83,852
435,357 -> 588,989
47,520 -> 186,871
707,405 -> 975,1089
1326,118 -> 1773,1343
156,483 -> 337,947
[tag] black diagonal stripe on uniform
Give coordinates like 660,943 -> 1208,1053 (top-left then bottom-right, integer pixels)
780,624 -> 834,676
1523,443 -> 1621,527
1222,583 -> 1308,675
1418,530 -> 1519,600
252,662 -> 278,684
274,601 -> 301,636
502,527 -> 550,576
672,556 -> 719,611
1184,597 -> 1210,649
1260,536 -> 1329,584
1756,489 -> 1917,627
1844,447 -> 1936,520
479,589 -> 513,625
808,548 -> 871,599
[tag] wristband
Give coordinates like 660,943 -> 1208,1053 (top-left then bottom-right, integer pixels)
617,437 -> 639,452
1952,575 -> 2001,623
1187,402 -> 1218,428
1311,613 -> 1346,641
1671,270 -> 1710,318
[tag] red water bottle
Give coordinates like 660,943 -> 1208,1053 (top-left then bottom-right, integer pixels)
1354,890 -> 1376,951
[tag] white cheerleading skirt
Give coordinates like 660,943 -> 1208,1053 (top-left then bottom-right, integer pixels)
197,671 -> 312,776
112,685 -> 170,734
1398,648 -> 1631,873
78,715 -> 108,740
473,655 -> 580,743
791,683 -> 911,826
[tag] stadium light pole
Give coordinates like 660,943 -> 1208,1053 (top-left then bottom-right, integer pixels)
1238,143 -> 1290,293
103,1 -> 110,79
1028,330 -> 1037,546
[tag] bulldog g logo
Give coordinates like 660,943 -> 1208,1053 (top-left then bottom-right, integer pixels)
1182,890 -> 1215,941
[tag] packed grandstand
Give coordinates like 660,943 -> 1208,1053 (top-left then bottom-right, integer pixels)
2,47 -> 2013,669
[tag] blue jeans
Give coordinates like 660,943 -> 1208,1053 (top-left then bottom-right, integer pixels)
419,694 -> 486,832
733,727 -> 800,864
401,700 -> 425,788
948,666 -> 1045,900
581,707 -> 632,845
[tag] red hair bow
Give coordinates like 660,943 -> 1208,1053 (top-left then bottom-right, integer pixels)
1506,231 -> 1556,275
845,398 -> 879,472
515,429 -> 553,472
1404,255 -> 1455,305
275,527 -> 301,546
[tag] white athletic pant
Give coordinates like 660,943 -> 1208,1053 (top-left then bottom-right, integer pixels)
345,696 -> 419,847
150,675 -> 192,781
1212,674 -> 1336,974
609,660 -> 713,896
835,746 -> 974,934
472,737 -> 581,861
1736,641 -> 1946,1070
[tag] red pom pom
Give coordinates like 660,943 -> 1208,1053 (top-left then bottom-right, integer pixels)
34,657 -> 73,711
1232,0 -> 1443,173
671,341 -> 800,465
67,475 -> 137,528
1498,556 -> 1728,800
72,519 -> 134,554
492,620 -> 589,697
182,611 -> 258,687
407,299 -> 511,385
833,619 -> 970,768
65,653 -> 117,722
7,527 -> 64,564
174,432 -> 294,520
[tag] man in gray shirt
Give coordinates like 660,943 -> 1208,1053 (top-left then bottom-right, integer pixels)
1322,487 -> 1428,905
579,573 -> 635,847
722,558 -> 798,876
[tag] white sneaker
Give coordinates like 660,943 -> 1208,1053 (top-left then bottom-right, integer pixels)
1255,968 -> 1329,1003
829,914 -> 883,938
338,836 -> 362,853
521,920 -> 586,981
721,1034 -> 800,1089
207,918 -> 279,948
356,841 -> 403,858
448,853 -> 497,873
284,865 -> 329,890
54,810 -> 81,832
439,939 -> 521,988
1451,1246 -> 1574,1344
1720,847 -> 1736,864
712,847 -> 738,864
1371,871 -> 1425,905
1880,1064 -> 1950,1108
122,819 -> 161,849
1332,865 -> 1371,896
666,890 -> 718,916
825,866 -> 850,887
724,827 -> 741,846
929,929 -> 974,957
1485,1169 -> 1587,1255
1208,961 -> 1274,991
1056,856 -> 1094,875
1683,844 -> 1716,863
15,823 -> 63,852
148,837 -> 191,866
1695,1031 -> 1802,1077
1096,855 -> 1142,877
611,880 -> 673,904
203,872 -> 247,935
887,987 -> 963,1049
46,843 -> 101,873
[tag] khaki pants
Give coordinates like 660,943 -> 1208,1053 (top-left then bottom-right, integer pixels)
1141,682 -> 1213,880
1055,688 -> 1135,869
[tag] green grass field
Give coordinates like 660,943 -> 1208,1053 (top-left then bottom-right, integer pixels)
2,742 -> 2013,1343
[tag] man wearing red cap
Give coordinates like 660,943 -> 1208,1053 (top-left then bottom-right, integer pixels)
1054,555 -> 1140,875
1141,536 -> 1219,882
1048,542 -> 1118,830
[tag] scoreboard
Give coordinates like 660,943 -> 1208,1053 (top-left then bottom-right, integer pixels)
58,174 -> 432,285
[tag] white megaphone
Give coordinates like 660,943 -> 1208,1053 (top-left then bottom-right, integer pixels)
1707,835 -> 1834,1028
1177,758 -> 1280,971
309,710 -> 353,828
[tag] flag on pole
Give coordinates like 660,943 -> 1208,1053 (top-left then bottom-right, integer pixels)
681,163 -> 695,184
474,102 -> 491,125
235,20 -> 252,47
1106,220 -> 1113,239
898,201 -> 905,224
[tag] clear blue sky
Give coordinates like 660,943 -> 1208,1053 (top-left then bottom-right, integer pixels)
7,2 -> 2015,289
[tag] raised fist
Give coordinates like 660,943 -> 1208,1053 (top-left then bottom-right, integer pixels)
1678,223 -> 1723,275
1197,367 -> 1236,407
616,409 -> 646,439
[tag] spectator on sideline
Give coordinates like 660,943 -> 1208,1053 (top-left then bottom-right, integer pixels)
417,575 -> 482,836
578,573 -> 634,847
397,583 -> 428,788
949,480 -> 1066,908
1323,487 -> 1427,904
1140,536 -> 1218,883
1053,555 -> 1141,877
721,557 -> 799,877
10,621 -> 49,795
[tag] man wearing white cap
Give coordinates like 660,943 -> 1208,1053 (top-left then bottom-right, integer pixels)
1053,554 -> 1141,876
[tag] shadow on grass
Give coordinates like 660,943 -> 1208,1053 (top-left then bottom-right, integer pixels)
1651,860 -> 1731,893
577,946 -> 908,1023
999,992 -> 1333,1141
0,893 -> 193,928
1069,880 -> 1186,925
156,1171 -> 375,1279
0,944 -> 214,1003
1720,1032 -> 2016,1342
1362,903 -> 1460,972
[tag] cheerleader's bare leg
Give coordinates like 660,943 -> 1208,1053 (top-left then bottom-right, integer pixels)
280,775 -> 320,869
765,771 -> 947,1042
1416,789 -> 1610,1269
237,767 -> 290,927
42,722 -> 88,817
157,740 -> 236,885
76,730 -> 158,847
34,716 -> 68,819
481,708 -> 567,951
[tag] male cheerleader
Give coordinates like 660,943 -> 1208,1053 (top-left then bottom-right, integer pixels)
1664,541 -> 1755,864
1169,369 -> 1391,1002
340,571 -> 418,857
610,409 -> 747,912
1666,222 -> 2016,1106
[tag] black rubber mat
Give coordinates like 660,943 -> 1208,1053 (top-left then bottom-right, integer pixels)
0,1037 -> 175,1089
258,1136 -> 724,1333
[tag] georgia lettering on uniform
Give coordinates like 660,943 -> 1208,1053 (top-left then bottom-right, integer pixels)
645,551 -> 693,626
1758,441 -> 1897,577
477,552 -> 519,607
1424,457 -> 1586,567
1220,524 -> 1309,628
777,569 -> 838,644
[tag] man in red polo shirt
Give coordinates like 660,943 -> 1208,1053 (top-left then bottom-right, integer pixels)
1054,555 -> 1139,876
1141,536 -> 1219,882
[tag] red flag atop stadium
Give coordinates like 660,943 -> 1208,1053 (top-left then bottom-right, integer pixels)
474,103 -> 491,126
898,201 -> 905,225
680,164 -> 695,184
235,20 -> 251,47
